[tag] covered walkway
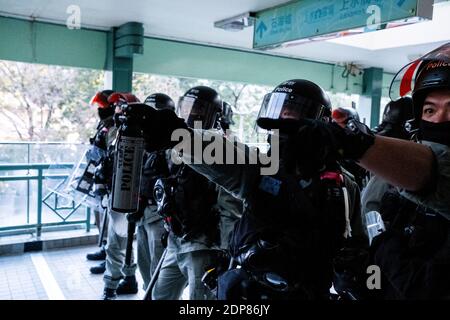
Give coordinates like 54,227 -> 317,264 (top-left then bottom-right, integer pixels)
0,244 -> 145,300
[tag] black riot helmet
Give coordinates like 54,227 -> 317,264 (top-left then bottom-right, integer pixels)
412,60 -> 450,122
177,86 -> 222,129
373,97 -> 414,139
256,79 -> 332,130
389,43 -> 450,123
144,93 -> 175,111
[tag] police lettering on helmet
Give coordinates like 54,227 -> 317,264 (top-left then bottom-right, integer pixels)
144,93 -> 175,111
258,80 -> 331,120
177,86 -> 222,129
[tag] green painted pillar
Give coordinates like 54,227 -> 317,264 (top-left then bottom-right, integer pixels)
363,67 -> 383,128
110,22 -> 144,92
112,57 -> 133,92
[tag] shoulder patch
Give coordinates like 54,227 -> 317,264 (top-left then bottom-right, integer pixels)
259,176 -> 282,196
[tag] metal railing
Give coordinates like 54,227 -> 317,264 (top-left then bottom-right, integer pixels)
0,141 -> 86,164
0,141 -> 266,237
0,142 -> 92,236
0,163 -> 91,236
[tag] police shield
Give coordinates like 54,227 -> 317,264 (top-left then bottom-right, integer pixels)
64,149 -> 100,208
43,145 -> 101,219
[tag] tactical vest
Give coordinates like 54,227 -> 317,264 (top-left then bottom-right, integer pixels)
90,117 -> 115,196
159,161 -> 220,243
374,190 -> 450,299
380,190 -> 449,257
229,169 -> 347,296
90,117 -> 115,152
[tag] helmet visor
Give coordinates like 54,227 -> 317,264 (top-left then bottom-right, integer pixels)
389,60 -> 423,101
177,96 -> 218,129
389,43 -> 450,101
257,92 -> 327,122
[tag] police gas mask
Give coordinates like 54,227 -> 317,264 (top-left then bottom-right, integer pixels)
153,177 -> 177,218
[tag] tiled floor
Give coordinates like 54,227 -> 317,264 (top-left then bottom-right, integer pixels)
0,245 -> 146,300
0,254 -> 47,300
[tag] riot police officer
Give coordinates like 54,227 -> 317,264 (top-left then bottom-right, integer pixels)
86,89 -> 116,274
372,97 -> 415,139
361,97 -> 414,219
215,101 -> 243,251
265,44 -> 450,299
135,93 -> 175,290
150,86 -> 223,300
139,80 -> 359,299
366,49 -> 450,299
100,92 -> 142,300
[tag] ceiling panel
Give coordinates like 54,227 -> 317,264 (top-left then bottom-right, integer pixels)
1,0 -> 449,73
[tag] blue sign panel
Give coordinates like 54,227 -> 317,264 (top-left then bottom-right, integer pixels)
253,0 -> 431,49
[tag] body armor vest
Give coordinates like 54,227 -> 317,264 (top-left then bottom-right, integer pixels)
229,169 -> 347,296
156,161 -> 219,243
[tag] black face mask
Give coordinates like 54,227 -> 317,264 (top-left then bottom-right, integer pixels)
268,133 -> 297,174
98,108 -> 114,121
420,120 -> 450,146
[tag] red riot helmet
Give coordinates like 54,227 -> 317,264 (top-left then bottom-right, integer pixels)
108,92 -> 140,108
90,90 -> 115,120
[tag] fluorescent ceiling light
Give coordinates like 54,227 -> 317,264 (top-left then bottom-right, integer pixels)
214,12 -> 255,32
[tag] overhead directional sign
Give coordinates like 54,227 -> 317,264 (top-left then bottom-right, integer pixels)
253,0 -> 433,49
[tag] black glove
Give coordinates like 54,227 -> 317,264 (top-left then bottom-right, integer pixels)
258,118 -> 341,174
341,119 -> 376,160
93,130 -> 108,150
257,117 -> 375,162
161,230 -> 169,248
126,197 -> 146,223
142,109 -> 189,152
114,103 -> 149,128
115,103 -> 188,151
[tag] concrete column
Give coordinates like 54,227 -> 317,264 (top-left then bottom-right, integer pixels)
362,67 -> 383,128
